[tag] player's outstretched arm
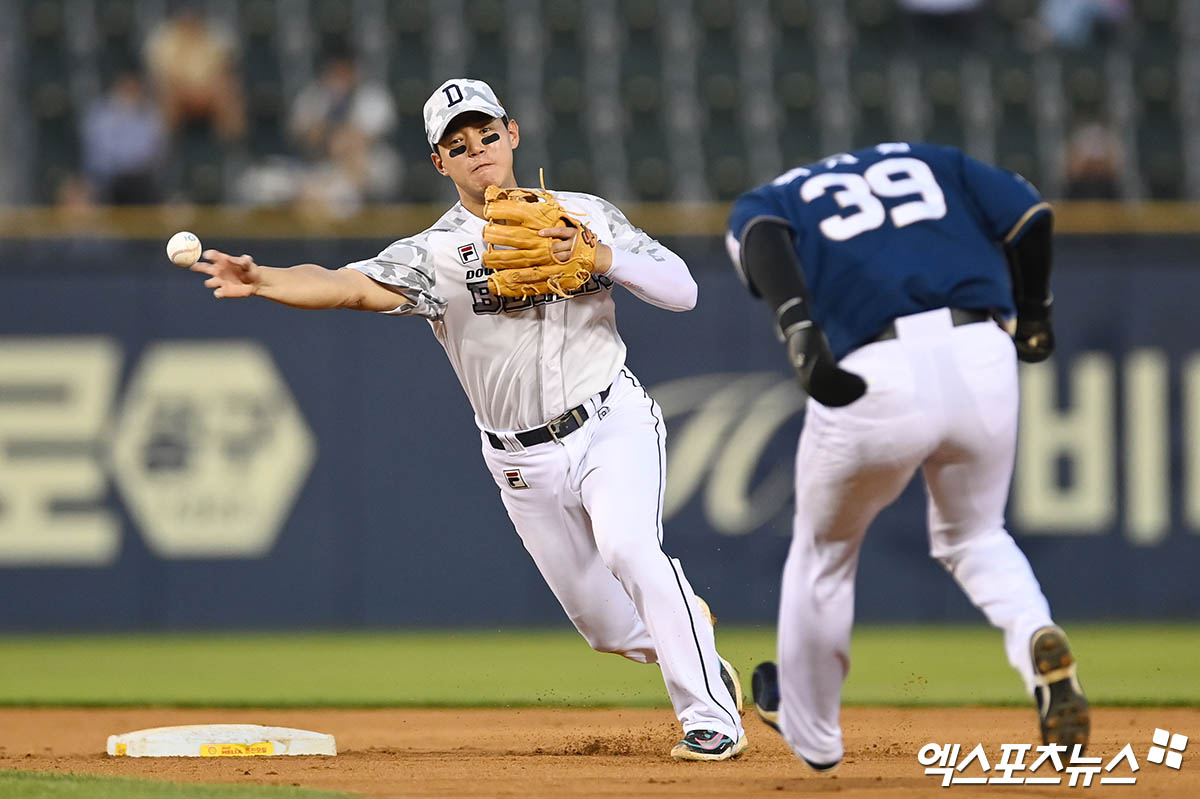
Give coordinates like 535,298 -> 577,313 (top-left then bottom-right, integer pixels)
192,250 -> 410,312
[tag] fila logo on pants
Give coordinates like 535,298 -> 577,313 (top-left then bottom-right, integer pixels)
504,469 -> 529,489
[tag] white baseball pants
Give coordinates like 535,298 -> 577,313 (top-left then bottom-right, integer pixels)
778,308 -> 1055,765
481,367 -> 743,741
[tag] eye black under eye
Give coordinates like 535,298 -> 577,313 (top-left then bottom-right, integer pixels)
448,144 -> 467,157
481,132 -> 500,145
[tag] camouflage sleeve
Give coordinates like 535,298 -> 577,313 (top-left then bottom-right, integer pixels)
342,234 -> 447,320
583,194 -> 669,262
565,193 -> 696,311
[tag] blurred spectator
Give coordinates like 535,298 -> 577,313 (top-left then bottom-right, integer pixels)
1063,121 -> 1123,199
1040,0 -> 1130,49
54,173 -> 97,219
899,0 -> 983,48
898,0 -> 981,11
144,3 -> 245,141
81,71 -> 166,204
286,51 -> 401,216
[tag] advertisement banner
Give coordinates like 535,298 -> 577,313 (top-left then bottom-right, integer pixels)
0,234 -> 1195,629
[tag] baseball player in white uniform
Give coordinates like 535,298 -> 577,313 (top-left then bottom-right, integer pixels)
188,78 -> 746,761
726,143 -> 1089,770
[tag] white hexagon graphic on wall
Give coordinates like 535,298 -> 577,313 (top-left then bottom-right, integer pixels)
109,340 -> 316,558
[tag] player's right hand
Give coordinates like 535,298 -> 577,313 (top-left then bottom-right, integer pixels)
785,323 -> 867,408
192,250 -> 261,298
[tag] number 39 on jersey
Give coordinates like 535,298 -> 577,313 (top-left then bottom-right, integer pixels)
778,146 -> 949,242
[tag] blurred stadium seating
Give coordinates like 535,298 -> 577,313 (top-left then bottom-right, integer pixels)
3,0 -> 1197,205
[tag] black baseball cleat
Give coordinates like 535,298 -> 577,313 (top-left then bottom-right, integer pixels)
752,661 -> 842,773
718,657 -> 744,716
695,596 -> 744,715
1031,626 -> 1090,752
751,661 -> 781,733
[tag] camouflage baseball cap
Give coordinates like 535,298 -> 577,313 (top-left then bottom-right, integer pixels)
424,78 -> 508,148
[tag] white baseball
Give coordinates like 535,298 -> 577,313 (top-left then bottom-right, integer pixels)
167,231 -> 203,268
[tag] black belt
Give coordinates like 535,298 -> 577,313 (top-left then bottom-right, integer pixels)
872,308 -> 993,343
487,386 -> 611,449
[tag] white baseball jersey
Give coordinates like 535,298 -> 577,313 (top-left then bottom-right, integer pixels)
343,191 -> 678,433
342,192 -> 744,744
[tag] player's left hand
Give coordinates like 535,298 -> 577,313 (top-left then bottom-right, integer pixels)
1013,299 -> 1055,363
539,227 -> 612,273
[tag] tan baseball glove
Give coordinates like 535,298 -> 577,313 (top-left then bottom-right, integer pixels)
481,183 -> 598,299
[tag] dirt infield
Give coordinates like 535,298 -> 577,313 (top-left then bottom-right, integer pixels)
0,707 -> 1196,798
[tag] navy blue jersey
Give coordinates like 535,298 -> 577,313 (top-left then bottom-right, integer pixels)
727,142 -> 1049,359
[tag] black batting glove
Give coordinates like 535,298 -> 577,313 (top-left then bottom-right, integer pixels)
1014,297 -> 1055,363
784,322 -> 867,407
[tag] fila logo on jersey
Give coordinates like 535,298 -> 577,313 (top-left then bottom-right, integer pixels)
504,469 -> 529,489
458,243 -> 479,264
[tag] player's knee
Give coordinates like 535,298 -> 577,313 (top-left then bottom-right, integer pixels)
579,626 -> 651,662
930,523 -> 1009,565
596,542 -> 642,583
580,628 -> 623,654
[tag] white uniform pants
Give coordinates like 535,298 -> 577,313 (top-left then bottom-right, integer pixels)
778,309 -> 1054,765
482,367 -> 743,741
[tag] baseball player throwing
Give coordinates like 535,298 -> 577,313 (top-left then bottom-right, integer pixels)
725,142 -> 1088,770
189,78 -> 746,761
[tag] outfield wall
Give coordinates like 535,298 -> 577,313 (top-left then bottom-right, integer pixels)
0,232 -> 1196,630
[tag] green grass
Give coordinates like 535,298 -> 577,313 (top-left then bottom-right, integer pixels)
0,624 -> 1195,708
0,771 -> 346,798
